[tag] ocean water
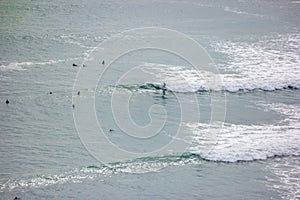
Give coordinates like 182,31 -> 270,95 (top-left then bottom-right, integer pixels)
1,0 -> 300,199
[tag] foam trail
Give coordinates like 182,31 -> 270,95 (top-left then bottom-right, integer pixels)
0,58 -> 79,71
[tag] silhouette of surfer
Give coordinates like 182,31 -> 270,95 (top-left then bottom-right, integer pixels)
72,63 -> 78,67
102,60 -> 105,65
5,99 -> 9,104
162,82 -> 167,96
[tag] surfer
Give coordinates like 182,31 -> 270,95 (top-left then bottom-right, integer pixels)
102,60 -> 105,65
72,104 -> 75,109
109,128 -> 113,132
49,91 -> 52,94
77,91 -> 80,95
5,99 -> 9,104
162,82 -> 167,96
72,63 -> 78,67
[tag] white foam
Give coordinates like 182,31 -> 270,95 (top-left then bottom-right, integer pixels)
0,63 -> 27,71
214,33 -> 300,92
266,157 -> 300,200
139,33 -> 300,93
187,103 -> 300,162
141,62 -> 217,93
0,58 -> 79,71
0,155 -> 199,191
223,6 -> 264,17
56,34 -> 98,49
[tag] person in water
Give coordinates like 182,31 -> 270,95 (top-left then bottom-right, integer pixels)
102,60 -> 105,65
162,82 -> 167,96
77,91 -> 80,95
5,99 -> 9,104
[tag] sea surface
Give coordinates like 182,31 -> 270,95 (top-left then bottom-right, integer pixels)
0,0 -> 300,199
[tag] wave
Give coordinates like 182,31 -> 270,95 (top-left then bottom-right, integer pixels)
55,34 -> 95,49
188,102 -> 300,162
187,2 -> 264,18
266,156 -> 300,200
0,153 -> 200,192
212,33 -> 300,92
123,33 -> 300,93
0,58 -> 79,71
114,81 -> 299,94
188,122 -> 300,162
2,153 -> 299,192
2,102 -> 299,192
223,6 -> 264,18
115,83 -> 165,92
1,153 -> 299,192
